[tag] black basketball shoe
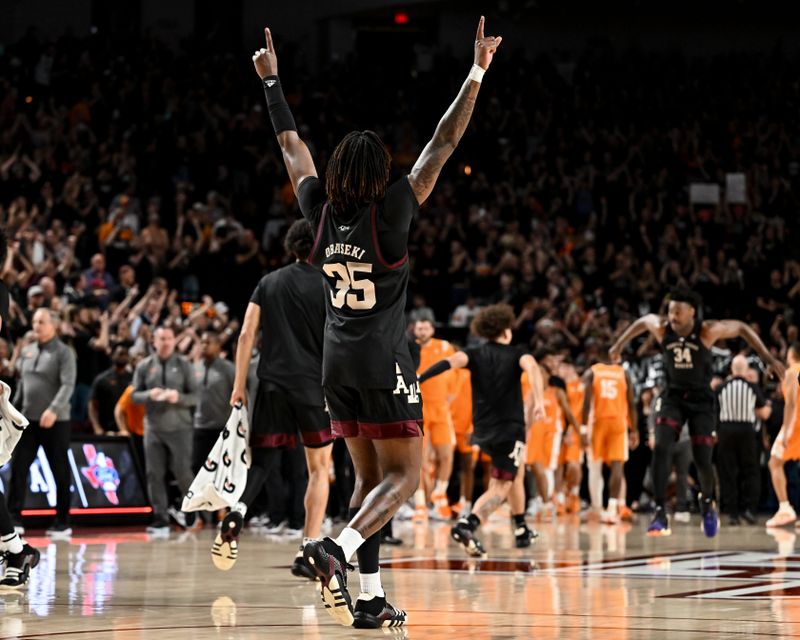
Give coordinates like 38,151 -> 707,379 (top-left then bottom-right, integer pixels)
0,544 -> 40,589
303,537 -> 354,627
212,511 -> 243,571
451,518 -> 487,558
291,545 -> 316,581
352,593 -> 408,629
514,524 -> 539,548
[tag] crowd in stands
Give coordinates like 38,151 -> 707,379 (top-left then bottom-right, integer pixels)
2,27 -> 800,518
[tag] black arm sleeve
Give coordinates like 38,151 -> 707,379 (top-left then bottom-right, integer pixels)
418,359 -> 452,384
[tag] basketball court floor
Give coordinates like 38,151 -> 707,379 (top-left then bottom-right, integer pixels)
2,515 -> 799,639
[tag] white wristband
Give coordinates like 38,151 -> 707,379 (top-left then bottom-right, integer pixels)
579,425 -> 589,435
468,64 -> 485,84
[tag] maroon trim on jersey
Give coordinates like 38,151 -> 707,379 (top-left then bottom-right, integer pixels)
691,434 -> 715,448
371,204 -> 409,269
332,418 -> 422,439
656,416 -> 682,433
308,202 -> 329,265
300,427 -> 333,447
491,466 -> 516,482
251,433 -> 297,449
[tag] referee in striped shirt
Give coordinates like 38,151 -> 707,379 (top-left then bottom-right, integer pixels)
715,355 -> 771,525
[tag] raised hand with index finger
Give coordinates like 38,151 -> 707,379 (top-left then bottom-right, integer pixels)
252,27 -> 278,79
473,16 -> 502,71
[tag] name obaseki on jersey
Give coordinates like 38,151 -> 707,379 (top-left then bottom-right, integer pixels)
324,243 -> 367,260
393,364 -> 420,404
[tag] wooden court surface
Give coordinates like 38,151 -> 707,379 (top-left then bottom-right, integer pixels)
3,515 -> 800,639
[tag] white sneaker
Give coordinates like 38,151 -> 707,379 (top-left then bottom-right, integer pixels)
600,510 -> 620,525
282,527 -> 303,539
395,503 -> 415,521
673,511 -> 691,524
766,507 -> 797,528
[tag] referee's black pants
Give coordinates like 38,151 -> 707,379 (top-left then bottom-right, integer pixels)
8,421 -> 72,523
716,422 -> 759,515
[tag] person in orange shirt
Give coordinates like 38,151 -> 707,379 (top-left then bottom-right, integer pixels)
450,367 -> 476,517
559,360 -> 585,515
581,356 -> 638,524
414,317 -> 457,520
115,383 -> 146,474
526,360 -> 579,520
766,343 -> 800,527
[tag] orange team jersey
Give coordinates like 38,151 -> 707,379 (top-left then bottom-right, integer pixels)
590,363 -> 628,424
780,363 -> 800,461
451,368 -> 474,454
418,338 -> 457,409
527,386 -> 563,469
116,385 -> 145,436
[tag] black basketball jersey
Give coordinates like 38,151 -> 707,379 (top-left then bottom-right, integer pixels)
463,342 -> 527,445
250,262 -> 325,397
301,176 -> 418,389
660,319 -> 713,392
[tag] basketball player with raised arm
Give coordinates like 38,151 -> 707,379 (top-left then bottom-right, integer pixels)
252,17 -> 502,628
418,304 -> 545,557
609,288 -> 784,537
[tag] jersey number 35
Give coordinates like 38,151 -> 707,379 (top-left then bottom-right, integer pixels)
323,261 -> 377,310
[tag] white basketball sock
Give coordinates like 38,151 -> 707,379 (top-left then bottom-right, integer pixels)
1,532 -> 23,554
335,527 -> 365,562
359,570 -> 385,597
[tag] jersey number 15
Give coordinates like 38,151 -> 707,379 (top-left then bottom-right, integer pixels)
323,262 -> 377,310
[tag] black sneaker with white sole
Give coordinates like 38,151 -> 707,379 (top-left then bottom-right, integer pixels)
514,524 -> 538,548
291,546 -> 316,580
352,593 -> 407,629
303,537 -> 354,627
212,511 -> 243,571
451,519 -> 487,558
0,544 -> 40,589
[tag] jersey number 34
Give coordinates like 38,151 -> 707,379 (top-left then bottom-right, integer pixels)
323,262 -> 377,310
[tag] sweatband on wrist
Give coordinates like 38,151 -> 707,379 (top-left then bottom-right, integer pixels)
579,425 -> 589,435
468,64 -> 485,84
419,359 -> 452,384
262,75 -> 297,135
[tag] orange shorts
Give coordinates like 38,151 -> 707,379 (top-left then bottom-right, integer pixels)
559,430 -> 583,465
772,431 -> 800,462
526,424 -> 563,470
591,417 -> 628,464
423,404 -> 455,447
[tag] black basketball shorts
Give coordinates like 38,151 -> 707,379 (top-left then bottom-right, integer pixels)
324,382 -> 424,440
250,382 -> 332,449
655,390 -> 716,447
479,439 -> 526,481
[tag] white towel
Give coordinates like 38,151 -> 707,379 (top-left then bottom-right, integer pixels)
182,405 -> 251,512
0,380 -> 29,467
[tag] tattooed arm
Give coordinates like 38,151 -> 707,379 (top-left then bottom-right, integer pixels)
408,16 -> 502,205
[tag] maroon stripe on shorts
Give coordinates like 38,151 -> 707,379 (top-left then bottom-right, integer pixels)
301,427 -> 333,447
250,433 -> 298,449
656,416 -> 682,433
331,420 -> 359,439
357,420 -> 422,439
691,435 -> 715,447
491,466 -> 515,481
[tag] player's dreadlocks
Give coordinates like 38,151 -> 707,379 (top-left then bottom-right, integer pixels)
326,130 -> 391,211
